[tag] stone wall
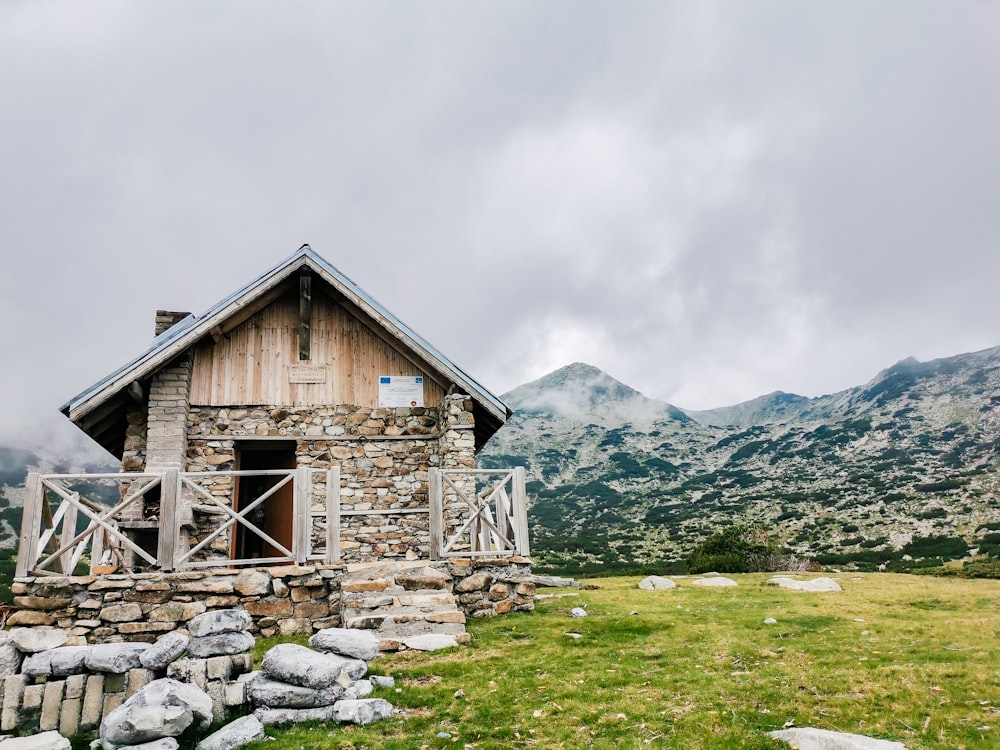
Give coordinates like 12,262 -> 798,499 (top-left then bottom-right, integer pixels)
447,558 -> 535,618
9,566 -> 345,641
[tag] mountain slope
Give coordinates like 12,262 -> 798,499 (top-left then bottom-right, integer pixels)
483,347 -> 1000,573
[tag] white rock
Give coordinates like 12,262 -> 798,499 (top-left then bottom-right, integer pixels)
308,628 -> 379,661
86,644 -> 149,674
353,679 -> 373,697
140,632 -> 190,670
370,675 -> 395,688
0,633 -> 23,676
401,634 -> 459,651
22,646 -> 90,678
638,576 -> 676,590
100,678 -> 213,750
187,632 -> 254,658
245,676 -> 345,709
187,610 -> 252,638
768,727 -> 906,749
252,706 -> 340,726
763,618 -> 778,625
261,644 -> 350,689
331,698 -> 394,725
9,628 -> 68,654
0,731 -> 71,750
569,607 -> 588,617
767,577 -> 843,592
114,740 -> 179,750
194,715 -> 264,750
690,577 -> 738,587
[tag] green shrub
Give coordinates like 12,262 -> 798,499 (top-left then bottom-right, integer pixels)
686,524 -> 781,574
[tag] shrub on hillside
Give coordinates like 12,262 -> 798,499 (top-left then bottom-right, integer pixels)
686,524 -> 785,574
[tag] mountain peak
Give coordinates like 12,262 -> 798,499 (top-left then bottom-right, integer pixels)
503,363 -> 688,426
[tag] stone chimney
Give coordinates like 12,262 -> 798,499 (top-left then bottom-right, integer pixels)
154,310 -> 192,337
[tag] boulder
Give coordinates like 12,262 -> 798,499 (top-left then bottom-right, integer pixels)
0,632 -> 23,676
100,678 -> 213,750
768,727 -> 906,749
638,576 -> 676,590
86,643 -> 149,673
690,577 -> 738,587
114,741 -> 179,750
531,575 -> 579,588
370,675 -> 395,689
194,715 -> 264,750
308,628 -> 379,661
569,607 -> 588,617
331,698 -> 394,725
353,679 -> 373,697
140,632 -> 190,670
187,631 -> 255,658
767,576 -> 843,592
253,705 -> 340,726
245,675 -> 345,709
261,644 -> 347,689
9,627 -> 68,653
401,634 -> 459,651
187,609 -> 252,638
0,731 -> 71,750
22,646 -> 91,677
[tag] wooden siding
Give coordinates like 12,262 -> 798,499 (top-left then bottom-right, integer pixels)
190,290 -> 445,407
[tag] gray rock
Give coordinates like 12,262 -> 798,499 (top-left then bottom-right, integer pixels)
767,576 -> 843,592
100,678 -> 213,750
115,740 -> 179,750
569,607 -> 588,618
194,715 -> 264,750
402,634 -> 459,651
0,731 -> 71,750
764,618 -> 778,625
690,577 -> 738,587
187,632 -> 255,658
638,576 -> 676,590
261,644 -> 344,689
86,644 -> 149,674
308,628 -> 379,661
245,675 -> 345,709
252,706 -> 340,726
9,627 -> 68,654
331,698 -> 394,725
0,633 -> 23,676
531,575 -> 579,588
768,727 -> 906,749
23,646 -> 91,677
370,675 -> 395,689
353,679 -> 373,697
187,610 -> 252,638
140,632 -> 190,670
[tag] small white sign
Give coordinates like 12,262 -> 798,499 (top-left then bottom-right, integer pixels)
379,376 -> 424,407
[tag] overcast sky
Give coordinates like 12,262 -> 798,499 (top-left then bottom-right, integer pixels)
1,1 -> 999,444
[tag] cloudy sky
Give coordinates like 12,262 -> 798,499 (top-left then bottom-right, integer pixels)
1,1 -> 999,443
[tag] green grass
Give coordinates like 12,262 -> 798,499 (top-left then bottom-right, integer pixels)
244,574 -> 1000,749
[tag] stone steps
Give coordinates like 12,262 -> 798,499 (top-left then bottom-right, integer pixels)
338,562 -> 468,651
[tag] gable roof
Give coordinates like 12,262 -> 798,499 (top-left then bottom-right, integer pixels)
62,245 -> 510,455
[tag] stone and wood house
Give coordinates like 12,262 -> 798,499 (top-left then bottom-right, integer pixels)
12,245 -> 533,644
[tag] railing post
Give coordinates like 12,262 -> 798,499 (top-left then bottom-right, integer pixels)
326,467 -> 341,564
428,468 -> 442,560
512,466 -> 530,556
60,494 -> 79,575
15,472 -> 44,577
157,469 -> 179,572
294,467 -> 310,565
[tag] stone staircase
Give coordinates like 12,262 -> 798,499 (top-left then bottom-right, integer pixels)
338,560 -> 470,651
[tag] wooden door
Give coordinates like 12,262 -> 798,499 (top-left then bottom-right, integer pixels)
233,445 -> 297,562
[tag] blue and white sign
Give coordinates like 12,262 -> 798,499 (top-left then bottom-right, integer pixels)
378,376 -> 424,407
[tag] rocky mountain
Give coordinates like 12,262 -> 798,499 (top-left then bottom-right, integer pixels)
482,348 -> 1000,573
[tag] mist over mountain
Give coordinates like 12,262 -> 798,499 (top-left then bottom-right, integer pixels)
483,345 -> 1000,573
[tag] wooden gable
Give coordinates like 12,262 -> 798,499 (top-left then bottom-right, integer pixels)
189,284 -> 446,407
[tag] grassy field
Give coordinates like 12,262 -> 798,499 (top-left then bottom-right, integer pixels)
247,573 -> 1000,750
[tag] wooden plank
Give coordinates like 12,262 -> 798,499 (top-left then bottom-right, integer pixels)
156,469 -> 178,571
16,473 -> 44,577
327,467 -> 340,564
299,273 -> 312,361
294,467 -> 310,564
428,468 -> 442,560
513,466 -> 530,556
59,495 -> 79,575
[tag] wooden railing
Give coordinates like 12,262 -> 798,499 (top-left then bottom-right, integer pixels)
14,464 -> 530,576
428,467 -> 530,558
14,468 -> 336,576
